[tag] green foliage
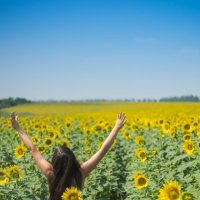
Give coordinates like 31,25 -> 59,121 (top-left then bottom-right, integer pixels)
0,98 -> 31,109
159,95 -> 199,102
1,116 -> 200,199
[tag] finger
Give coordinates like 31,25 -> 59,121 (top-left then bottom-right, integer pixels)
123,119 -> 127,125
11,112 -> 15,120
119,112 -> 123,119
10,112 -> 14,117
122,115 -> 126,121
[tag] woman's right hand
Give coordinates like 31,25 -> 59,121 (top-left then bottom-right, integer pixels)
11,112 -> 21,131
115,112 -> 126,130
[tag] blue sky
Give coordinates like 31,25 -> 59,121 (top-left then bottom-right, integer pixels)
0,0 -> 200,101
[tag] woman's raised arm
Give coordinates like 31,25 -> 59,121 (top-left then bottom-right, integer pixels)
81,112 -> 126,178
11,112 -> 53,177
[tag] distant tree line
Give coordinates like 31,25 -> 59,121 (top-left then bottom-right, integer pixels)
0,98 -> 32,109
0,95 -> 199,109
159,95 -> 199,102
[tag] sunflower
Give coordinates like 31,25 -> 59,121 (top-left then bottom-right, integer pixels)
134,135 -> 144,144
14,145 -> 26,159
197,141 -> 200,149
0,168 -> 8,185
31,136 -> 38,144
85,146 -> 91,154
169,128 -> 176,138
158,181 -> 181,200
37,145 -> 45,154
135,147 -> 147,162
183,140 -> 194,155
183,133 -> 191,141
56,138 -> 71,148
131,123 -> 138,131
183,124 -> 192,133
134,171 -> 149,189
151,149 -> 158,156
44,137 -> 53,147
123,131 -> 130,140
5,165 -> 23,183
61,186 -> 82,200
182,192 -> 194,200
162,123 -> 170,133
83,128 -> 91,135
65,121 -> 72,128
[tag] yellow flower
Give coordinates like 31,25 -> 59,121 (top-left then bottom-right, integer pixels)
47,130 -> 58,139
182,192 -> 194,200
65,121 -> 72,128
31,136 -> 38,145
57,139 -> 71,148
134,135 -> 144,144
183,140 -> 194,155
44,137 -> 53,147
61,186 -> 82,200
197,141 -> 200,149
14,145 -> 26,159
0,168 -> 8,185
5,165 -> 23,183
183,133 -> 191,141
162,123 -> 170,133
158,181 -> 181,200
169,127 -> 176,138
134,171 -> 149,189
183,124 -> 192,133
83,128 -> 91,136
37,145 -> 45,154
135,147 -> 147,162
123,131 -> 130,140
85,146 -> 91,154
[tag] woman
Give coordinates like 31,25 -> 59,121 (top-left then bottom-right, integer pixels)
11,111 -> 126,200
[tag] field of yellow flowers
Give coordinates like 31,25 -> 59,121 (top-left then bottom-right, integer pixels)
0,102 -> 200,200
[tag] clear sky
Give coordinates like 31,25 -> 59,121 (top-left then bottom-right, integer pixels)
0,0 -> 200,101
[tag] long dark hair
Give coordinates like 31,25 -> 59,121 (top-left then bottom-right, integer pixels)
48,144 -> 83,200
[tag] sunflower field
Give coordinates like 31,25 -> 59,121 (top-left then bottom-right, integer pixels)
0,102 -> 200,200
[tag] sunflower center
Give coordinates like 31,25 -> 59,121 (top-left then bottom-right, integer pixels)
18,149 -> 24,155
185,135 -> 191,140
183,194 -> 193,200
187,144 -> 193,150
46,139 -> 52,145
69,193 -> 78,200
12,172 -> 19,179
184,124 -> 190,130
39,146 -> 44,151
164,125 -> 169,130
169,190 -> 179,200
140,152 -> 146,159
138,177 -> 146,186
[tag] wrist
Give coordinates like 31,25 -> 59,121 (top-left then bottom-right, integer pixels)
114,125 -> 120,131
16,126 -> 22,132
